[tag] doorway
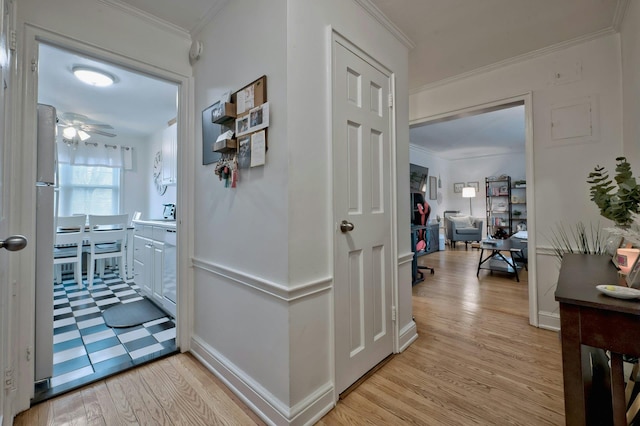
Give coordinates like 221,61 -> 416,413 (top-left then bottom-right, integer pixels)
33,42 -> 180,402
408,95 -> 536,324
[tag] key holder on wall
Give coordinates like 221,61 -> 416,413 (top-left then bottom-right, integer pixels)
202,75 -> 269,187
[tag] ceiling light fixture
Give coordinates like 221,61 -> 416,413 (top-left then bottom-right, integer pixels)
72,66 -> 115,87
62,127 -> 77,139
77,130 -> 91,141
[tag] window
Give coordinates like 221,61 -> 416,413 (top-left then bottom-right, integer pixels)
57,164 -> 121,216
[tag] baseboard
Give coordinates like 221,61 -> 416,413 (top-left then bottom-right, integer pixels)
190,335 -> 335,425
398,320 -> 418,352
538,311 -> 560,331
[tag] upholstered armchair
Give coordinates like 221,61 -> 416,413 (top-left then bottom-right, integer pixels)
444,214 -> 483,249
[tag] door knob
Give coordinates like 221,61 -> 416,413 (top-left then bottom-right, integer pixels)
340,220 -> 355,233
0,235 -> 27,251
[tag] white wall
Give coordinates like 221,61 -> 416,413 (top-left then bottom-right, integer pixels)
622,0 -> 640,165
190,0 -> 293,418
146,127 -> 177,220
410,34 -> 623,329
190,0 -> 411,424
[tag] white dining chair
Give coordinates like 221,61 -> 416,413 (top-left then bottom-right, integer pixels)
86,214 -> 129,288
53,215 -> 86,286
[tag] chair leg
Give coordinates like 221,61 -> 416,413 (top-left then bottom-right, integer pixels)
98,259 -> 105,278
75,260 -> 83,287
88,258 -> 95,289
120,254 -> 126,279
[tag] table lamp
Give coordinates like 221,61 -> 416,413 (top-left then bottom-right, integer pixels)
462,186 -> 476,216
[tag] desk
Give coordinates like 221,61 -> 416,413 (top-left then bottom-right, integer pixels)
555,254 -> 640,426
476,239 -> 524,281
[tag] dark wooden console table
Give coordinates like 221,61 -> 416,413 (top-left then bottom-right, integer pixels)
555,254 -> 640,426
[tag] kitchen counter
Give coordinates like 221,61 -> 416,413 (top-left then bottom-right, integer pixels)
132,219 -> 177,229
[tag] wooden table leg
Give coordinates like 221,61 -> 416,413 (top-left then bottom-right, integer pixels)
559,304 -> 587,426
611,352 -> 627,426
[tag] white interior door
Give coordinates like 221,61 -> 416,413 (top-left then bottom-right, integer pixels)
0,0 -> 18,422
333,36 -> 394,395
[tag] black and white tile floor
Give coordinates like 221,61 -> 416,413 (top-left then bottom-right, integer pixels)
34,269 -> 177,403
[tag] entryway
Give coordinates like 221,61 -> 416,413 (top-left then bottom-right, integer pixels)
30,38 -> 181,403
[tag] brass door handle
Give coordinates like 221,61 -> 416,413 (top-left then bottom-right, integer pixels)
340,220 -> 355,233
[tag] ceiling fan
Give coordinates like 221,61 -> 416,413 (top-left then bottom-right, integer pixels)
58,112 -> 116,145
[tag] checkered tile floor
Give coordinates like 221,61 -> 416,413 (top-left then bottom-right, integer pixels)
37,268 -> 177,401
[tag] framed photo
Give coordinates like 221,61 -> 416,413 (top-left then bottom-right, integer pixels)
429,176 -> 437,200
467,181 -> 479,192
237,135 -> 251,169
626,252 -> 640,288
410,164 -> 429,193
202,102 -> 223,165
235,116 -> 250,137
210,101 -> 223,122
248,102 -> 269,132
453,182 -> 464,193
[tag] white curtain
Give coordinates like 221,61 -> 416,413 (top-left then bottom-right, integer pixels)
57,140 -> 132,169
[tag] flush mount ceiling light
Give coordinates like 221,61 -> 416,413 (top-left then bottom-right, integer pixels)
72,66 -> 115,87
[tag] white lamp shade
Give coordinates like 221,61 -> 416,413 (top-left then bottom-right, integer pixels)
462,187 -> 476,198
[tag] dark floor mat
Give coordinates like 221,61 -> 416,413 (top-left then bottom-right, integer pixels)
103,298 -> 166,328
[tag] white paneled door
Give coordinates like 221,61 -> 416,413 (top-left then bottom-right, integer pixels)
333,35 -> 394,395
0,0 -> 16,422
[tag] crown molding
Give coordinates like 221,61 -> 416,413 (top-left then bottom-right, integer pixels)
409,27 -> 617,95
97,0 -> 190,39
353,0 -> 415,49
612,0 -> 631,32
409,143 -> 441,158
190,0 -> 230,37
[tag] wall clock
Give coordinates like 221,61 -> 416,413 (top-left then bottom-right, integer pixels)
153,151 -> 167,195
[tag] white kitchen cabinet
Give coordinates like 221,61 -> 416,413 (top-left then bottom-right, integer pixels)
152,240 -> 165,304
133,223 -> 170,312
161,122 -> 177,185
133,232 -> 152,296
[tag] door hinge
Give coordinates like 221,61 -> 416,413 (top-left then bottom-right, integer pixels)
391,306 -> 396,321
388,93 -> 393,108
9,29 -> 16,51
31,58 -> 37,72
4,367 -> 14,390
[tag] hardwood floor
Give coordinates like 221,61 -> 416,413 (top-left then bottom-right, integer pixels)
15,246 -> 564,425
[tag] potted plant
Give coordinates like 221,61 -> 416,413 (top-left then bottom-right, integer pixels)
587,157 -> 640,227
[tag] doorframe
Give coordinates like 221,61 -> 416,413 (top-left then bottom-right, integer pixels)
12,25 -> 194,413
330,30 -> 400,395
409,92 -> 538,326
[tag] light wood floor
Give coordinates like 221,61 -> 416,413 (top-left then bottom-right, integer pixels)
15,246 -> 564,425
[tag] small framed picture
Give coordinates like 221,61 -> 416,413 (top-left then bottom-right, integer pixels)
210,101 -> 223,122
236,116 -> 250,136
626,253 -> 640,288
467,181 -> 479,192
453,182 -> 464,193
429,176 -> 437,200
